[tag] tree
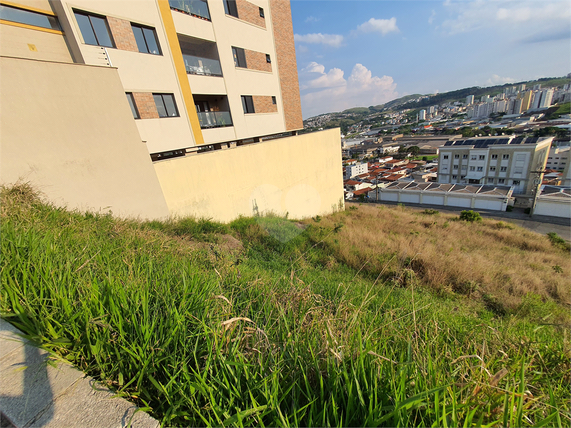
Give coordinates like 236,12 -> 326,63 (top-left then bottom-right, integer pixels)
406,146 -> 420,156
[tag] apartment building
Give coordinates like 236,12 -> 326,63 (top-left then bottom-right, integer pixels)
546,146 -> 570,171
437,136 -> 553,195
0,0 -> 343,221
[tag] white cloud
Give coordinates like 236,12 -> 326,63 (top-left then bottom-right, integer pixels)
486,74 -> 516,86
299,62 -> 398,118
442,0 -> 571,34
428,10 -> 436,25
305,16 -> 320,23
294,33 -> 344,48
356,17 -> 399,35
297,45 -> 309,54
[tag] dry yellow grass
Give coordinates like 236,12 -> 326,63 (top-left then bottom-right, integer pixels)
304,203 -> 570,313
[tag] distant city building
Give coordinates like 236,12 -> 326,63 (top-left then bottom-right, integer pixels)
437,136 -> 553,195
521,90 -> 533,112
466,95 -> 474,105
345,163 -> 369,179
518,84 -> 526,92
533,84 -> 542,90
539,89 -> 554,108
546,146 -> 570,171
419,110 -> 426,120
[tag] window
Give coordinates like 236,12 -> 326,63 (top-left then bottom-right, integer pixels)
479,155 -> 485,160
462,154 -> 468,159
259,7 -> 264,17
74,10 -> 114,47
490,166 -> 496,171
471,155 -> 476,160
453,165 -> 458,170
224,0 -> 238,18
241,95 -> 255,114
126,93 -> 139,119
461,165 -> 467,170
132,24 -> 161,55
0,4 -> 60,30
491,154 -> 498,159
153,94 -> 179,117
470,166 -> 475,171
454,154 -> 459,159
498,178 -> 505,184
502,154 -> 509,159
232,47 -> 247,68
513,180 -> 520,185
515,168 -> 523,173
266,54 -> 271,63
461,175 -> 466,180
271,96 -> 276,105
443,155 -> 449,160
500,166 -> 507,172
452,175 -> 457,179
477,166 -> 483,171
169,0 -> 210,20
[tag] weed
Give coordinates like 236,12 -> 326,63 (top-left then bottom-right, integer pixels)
421,208 -> 440,215
547,232 -> 571,252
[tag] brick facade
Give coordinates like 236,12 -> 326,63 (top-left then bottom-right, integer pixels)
269,0 -> 303,130
107,17 -> 138,52
236,0 -> 266,28
244,49 -> 272,72
253,96 -> 278,113
132,92 -> 159,119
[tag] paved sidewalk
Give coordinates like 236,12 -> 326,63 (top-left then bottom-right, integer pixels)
0,319 -> 159,428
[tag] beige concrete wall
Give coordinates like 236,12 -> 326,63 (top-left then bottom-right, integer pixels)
153,128 -> 344,222
0,23 -> 72,62
0,56 -> 170,219
52,0 -> 198,153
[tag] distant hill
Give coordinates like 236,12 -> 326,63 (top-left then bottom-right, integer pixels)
304,75 -> 570,123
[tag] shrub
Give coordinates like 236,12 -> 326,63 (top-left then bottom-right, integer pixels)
506,205 -> 513,212
459,210 -> 482,222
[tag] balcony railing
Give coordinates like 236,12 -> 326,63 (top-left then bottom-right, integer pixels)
183,54 -> 222,76
197,111 -> 233,129
169,0 -> 210,21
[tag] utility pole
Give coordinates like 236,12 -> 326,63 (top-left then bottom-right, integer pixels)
529,169 -> 547,217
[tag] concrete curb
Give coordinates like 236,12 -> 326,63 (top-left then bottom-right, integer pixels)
0,319 -> 160,428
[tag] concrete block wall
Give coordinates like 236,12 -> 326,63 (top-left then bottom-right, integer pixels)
269,0 -> 302,131
245,49 -> 271,72
133,93 -> 159,119
107,17 -> 138,52
236,0 -> 266,28
253,95 -> 277,113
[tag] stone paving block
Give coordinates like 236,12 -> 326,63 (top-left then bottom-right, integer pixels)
0,320 -> 27,362
32,379 -> 160,428
0,342 -> 83,428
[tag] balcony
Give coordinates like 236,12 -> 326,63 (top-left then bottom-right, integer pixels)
169,0 -> 210,21
197,111 -> 232,129
182,54 -> 222,76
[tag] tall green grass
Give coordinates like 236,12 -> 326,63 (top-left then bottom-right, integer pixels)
1,184 -> 569,427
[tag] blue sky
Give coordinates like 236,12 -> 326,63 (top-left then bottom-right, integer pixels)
290,0 -> 571,118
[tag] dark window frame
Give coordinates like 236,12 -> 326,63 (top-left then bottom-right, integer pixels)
0,4 -> 60,31
271,96 -> 276,105
224,0 -> 238,18
266,54 -> 271,63
241,95 -> 255,114
232,46 -> 247,68
126,93 -> 140,119
153,93 -> 179,118
259,7 -> 264,18
73,10 -> 115,48
131,23 -> 162,55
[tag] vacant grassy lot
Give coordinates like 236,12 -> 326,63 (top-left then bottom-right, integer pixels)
1,184 -> 569,427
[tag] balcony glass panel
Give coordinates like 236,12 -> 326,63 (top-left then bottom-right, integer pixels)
169,0 -> 210,21
197,111 -> 232,129
183,54 -> 222,76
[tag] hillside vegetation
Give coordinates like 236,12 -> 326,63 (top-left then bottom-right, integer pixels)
1,184 -> 569,427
